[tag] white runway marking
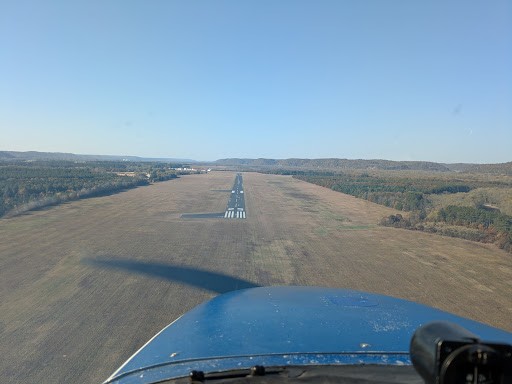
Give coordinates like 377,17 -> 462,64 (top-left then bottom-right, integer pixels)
224,210 -> 247,219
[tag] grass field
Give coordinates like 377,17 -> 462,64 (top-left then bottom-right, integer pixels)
1,171 -> 511,383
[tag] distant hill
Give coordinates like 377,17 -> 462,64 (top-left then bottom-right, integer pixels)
0,151 -> 196,163
213,158 -> 512,174
444,162 -> 512,175
213,158 -> 452,172
3,152 -> 510,175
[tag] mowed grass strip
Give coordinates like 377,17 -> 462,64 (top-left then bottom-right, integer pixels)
0,171 -> 511,384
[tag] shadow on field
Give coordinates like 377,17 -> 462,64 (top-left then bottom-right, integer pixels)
84,257 -> 260,294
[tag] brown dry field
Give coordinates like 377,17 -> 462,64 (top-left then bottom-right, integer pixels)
1,171 -> 511,383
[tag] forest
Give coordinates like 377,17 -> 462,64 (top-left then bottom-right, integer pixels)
295,171 -> 512,253
0,160 -> 182,218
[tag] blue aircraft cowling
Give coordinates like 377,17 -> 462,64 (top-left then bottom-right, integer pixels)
105,286 -> 512,383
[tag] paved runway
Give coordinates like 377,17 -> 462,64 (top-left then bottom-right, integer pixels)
224,173 -> 246,219
180,174 -> 246,220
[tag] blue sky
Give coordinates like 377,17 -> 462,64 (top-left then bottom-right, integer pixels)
1,1 -> 511,163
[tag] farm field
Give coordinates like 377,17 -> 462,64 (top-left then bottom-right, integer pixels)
1,171 -> 511,383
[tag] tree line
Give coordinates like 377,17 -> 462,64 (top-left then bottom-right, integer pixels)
293,172 -> 512,254
0,161 -> 180,218
380,206 -> 512,253
295,173 -> 474,211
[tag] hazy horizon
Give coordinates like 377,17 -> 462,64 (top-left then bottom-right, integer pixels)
2,148 -> 511,165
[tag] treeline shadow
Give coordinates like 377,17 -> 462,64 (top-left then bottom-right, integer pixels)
84,257 -> 260,294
